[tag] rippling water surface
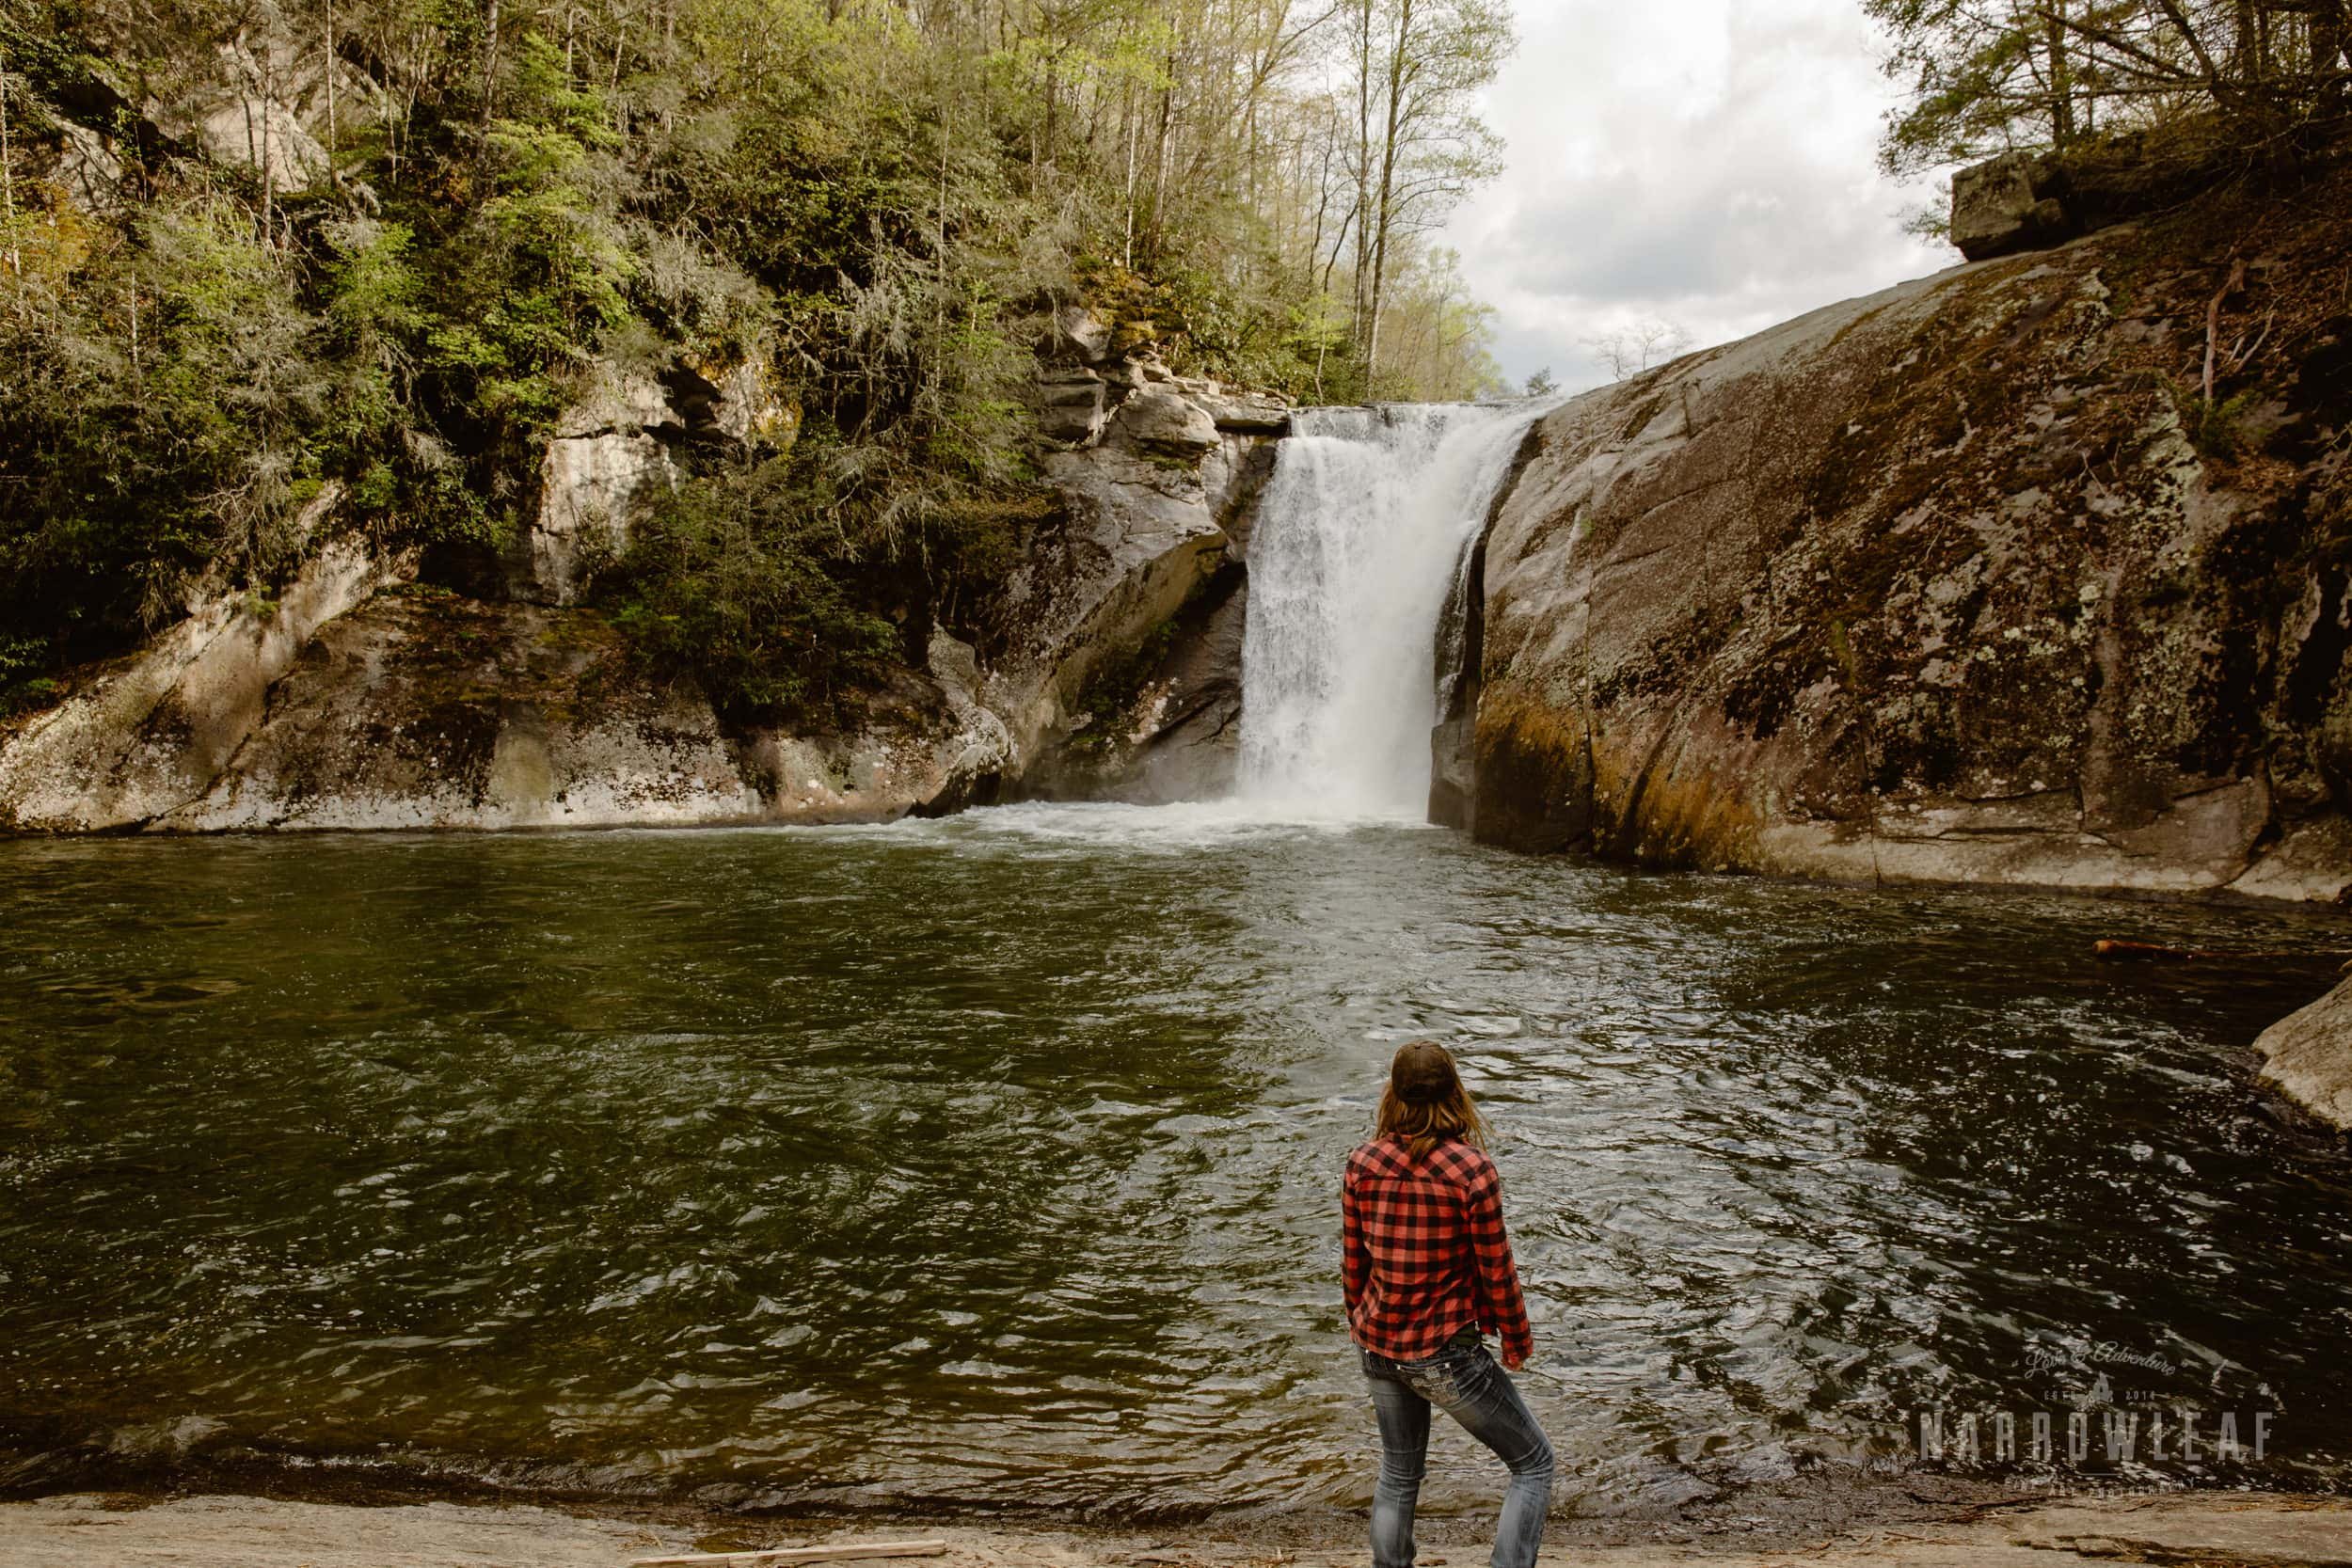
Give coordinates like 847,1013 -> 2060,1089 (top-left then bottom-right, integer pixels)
4,806 -> 2351,1516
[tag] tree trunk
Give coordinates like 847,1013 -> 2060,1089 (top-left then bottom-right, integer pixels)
1121,79 -> 1137,270
1149,44 -> 1175,267
2315,0 -> 2347,114
482,0 -> 501,120
1366,0 -> 1414,387
259,35 -> 276,245
2235,0 -> 2261,85
1351,0 -> 1374,346
2045,0 -> 2074,148
325,0 -> 337,157
0,60 -> 18,286
1041,47 -> 1057,170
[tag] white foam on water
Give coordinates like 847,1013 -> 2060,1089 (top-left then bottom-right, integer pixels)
773,798 -> 1443,856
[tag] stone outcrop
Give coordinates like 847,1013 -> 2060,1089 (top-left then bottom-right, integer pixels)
2253,977 -> 2352,1129
988,445 -> 1233,765
532,425 -> 675,609
523,355 -> 797,605
1459,172 -> 2352,903
1945,135 -> 2238,261
0,547 -> 1020,832
1951,151 -> 2072,261
143,32 -> 374,187
1035,369 -> 1112,444
147,589 -> 1007,832
1108,386 -> 1222,458
159,590 -> 759,832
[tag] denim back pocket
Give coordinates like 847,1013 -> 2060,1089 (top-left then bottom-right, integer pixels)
1403,1341 -> 1484,1402
1411,1344 -> 1486,1401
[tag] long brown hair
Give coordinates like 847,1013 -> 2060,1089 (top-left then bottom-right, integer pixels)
1376,1040 -> 1488,1164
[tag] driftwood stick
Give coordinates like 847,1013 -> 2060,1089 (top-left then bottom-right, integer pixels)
631,1543 -> 949,1567
2202,257 -> 2247,404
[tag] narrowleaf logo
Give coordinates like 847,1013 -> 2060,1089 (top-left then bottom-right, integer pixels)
1914,1407 -> 2274,1465
1901,1330 -> 2281,1473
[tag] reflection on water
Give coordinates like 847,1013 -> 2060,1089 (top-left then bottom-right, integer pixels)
2,804 -> 2349,1516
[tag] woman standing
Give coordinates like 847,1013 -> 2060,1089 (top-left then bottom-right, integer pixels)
1343,1040 -> 1553,1568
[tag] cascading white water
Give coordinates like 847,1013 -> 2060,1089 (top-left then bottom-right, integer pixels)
1237,403 -> 1545,817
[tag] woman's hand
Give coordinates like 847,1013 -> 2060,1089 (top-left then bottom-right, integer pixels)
1501,1346 -> 1528,1371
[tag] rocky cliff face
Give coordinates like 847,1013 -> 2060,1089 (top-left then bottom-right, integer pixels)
0,313 -> 1282,832
1456,168 -> 2352,903
981,313 -> 1284,803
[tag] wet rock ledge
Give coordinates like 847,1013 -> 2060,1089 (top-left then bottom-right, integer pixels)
2255,976 -> 2352,1130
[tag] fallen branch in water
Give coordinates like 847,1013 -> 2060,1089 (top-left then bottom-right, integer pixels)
632,1543 -> 949,1567
2094,938 -> 2352,962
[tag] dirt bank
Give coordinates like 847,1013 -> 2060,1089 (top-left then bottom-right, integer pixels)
1,1490 -> 2345,1568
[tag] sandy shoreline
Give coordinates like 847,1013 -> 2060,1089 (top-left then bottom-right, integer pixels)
2,1488 -> 2346,1568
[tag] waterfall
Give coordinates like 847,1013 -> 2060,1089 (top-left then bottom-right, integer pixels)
1237,403 -> 1544,818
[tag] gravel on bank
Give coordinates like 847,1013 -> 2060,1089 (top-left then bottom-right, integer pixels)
1,1490 -> 2347,1568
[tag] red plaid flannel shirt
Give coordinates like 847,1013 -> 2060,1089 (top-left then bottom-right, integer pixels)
1342,1134 -> 1533,1365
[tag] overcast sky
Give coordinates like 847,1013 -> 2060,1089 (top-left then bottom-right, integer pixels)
1440,0 -> 1959,391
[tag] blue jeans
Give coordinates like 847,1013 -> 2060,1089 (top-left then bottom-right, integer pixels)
1360,1336 -> 1554,1568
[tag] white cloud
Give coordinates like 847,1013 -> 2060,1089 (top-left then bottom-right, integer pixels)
1443,0 -> 1957,391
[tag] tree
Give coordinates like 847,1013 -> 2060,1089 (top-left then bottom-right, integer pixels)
1867,0 -> 2352,178
1522,366 -> 1554,396
1347,0 -> 1509,386
1583,319 -> 1691,380
1368,241 -> 1505,398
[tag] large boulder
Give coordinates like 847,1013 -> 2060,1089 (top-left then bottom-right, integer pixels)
1461,176 -> 2352,901
145,29 -> 383,188
1033,369 -> 1110,445
1196,388 -> 1292,435
1201,434 -> 1279,554
1110,386 -> 1222,459
1049,305 -> 1115,364
1947,137 -> 2236,261
670,352 -> 800,450
1950,151 -> 2071,261
1014,563 -> 1249,803
532,434 -> 675,606
524,350 -> 796,606
990,333 -> 1287,797
162,591 -> 758,831
1112,572 -> 1248,802
2254,979 -> 2352,1129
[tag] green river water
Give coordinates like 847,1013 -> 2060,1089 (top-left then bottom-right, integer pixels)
3,805 -> 2349,1519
